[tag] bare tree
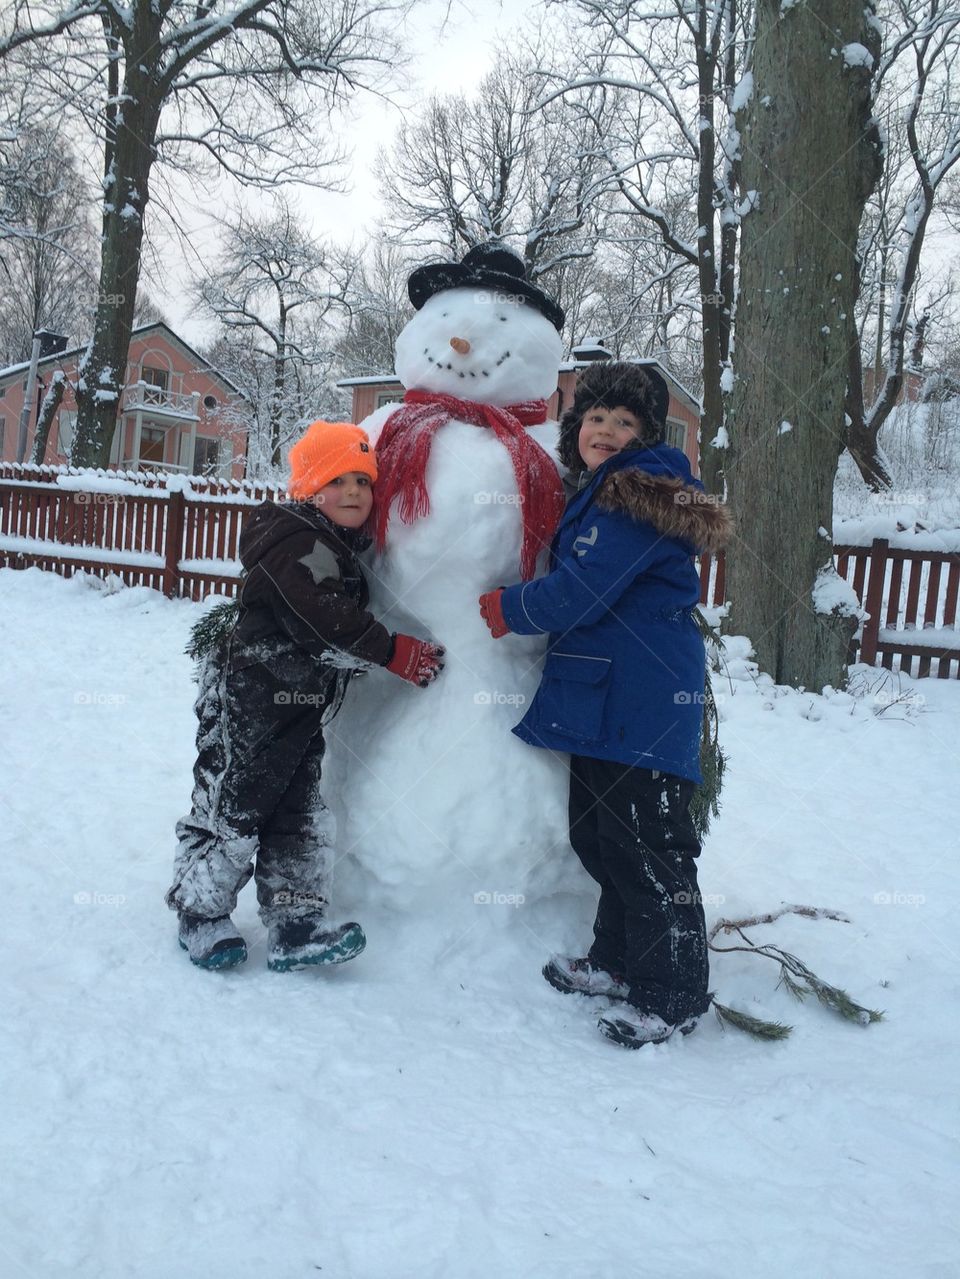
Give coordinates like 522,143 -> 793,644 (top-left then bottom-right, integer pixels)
540,0 -> 748,493
845,0 -> 960,490
334,240 -> 414,377
376,46 -> 614,330
197,199 -> 355,468
0,0 -> 407,467
0,124 -> 97,364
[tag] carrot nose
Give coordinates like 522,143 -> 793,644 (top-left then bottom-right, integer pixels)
450,337 -> 470,355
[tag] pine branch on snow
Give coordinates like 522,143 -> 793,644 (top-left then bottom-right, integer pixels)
711,1002 -> 793,1040
707,905 -> 884,1035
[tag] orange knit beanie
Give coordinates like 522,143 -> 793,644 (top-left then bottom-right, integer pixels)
287,420 -> 378,500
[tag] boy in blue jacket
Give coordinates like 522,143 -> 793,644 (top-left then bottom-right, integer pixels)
479,362 -> 732,1048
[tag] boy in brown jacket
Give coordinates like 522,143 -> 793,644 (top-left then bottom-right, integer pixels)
166,421 -> 444,971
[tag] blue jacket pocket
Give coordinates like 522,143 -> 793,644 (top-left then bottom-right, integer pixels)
538,652 -> 612,742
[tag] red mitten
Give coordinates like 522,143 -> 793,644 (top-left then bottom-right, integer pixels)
385,634 -> 446,687
479,589 -> 509,639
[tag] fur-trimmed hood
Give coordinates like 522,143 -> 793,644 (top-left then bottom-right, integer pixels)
588,446 -> 733,555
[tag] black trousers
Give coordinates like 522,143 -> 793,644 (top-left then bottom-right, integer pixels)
168,658 -> 337,925
568,754 -> 710,1023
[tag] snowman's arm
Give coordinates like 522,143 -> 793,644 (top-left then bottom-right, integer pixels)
254,535 -> 394,668
500,512 -> 665,635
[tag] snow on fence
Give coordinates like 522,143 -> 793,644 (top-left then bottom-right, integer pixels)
2,464 -> 959,678
0,463 -> 284,602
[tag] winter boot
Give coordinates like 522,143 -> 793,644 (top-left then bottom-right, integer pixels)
597,1005 -> 700,1049
542,955 -> 630,1000
267,918 -> 366,973
178,912 -> 248,970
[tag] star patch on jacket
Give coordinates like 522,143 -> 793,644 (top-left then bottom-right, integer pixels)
298,541 -> 340,585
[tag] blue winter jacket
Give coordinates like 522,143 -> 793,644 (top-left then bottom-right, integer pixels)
500,444 -> 732,783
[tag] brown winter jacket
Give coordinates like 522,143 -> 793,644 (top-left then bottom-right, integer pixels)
229,500 -> 393,677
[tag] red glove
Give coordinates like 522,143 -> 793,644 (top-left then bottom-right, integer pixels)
479,589 -> 509,639
385,634 -> 446,687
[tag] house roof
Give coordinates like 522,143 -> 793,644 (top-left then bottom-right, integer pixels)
337,357 -> 702,414
0,321 -> 249,401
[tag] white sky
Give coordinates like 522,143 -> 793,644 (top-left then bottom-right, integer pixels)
152,0 -> 547,345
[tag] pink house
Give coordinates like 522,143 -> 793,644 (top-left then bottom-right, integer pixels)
0,321 -> 249,478
337,343 -> 704,475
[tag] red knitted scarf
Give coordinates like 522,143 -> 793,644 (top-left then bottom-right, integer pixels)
373,388 -> 565,581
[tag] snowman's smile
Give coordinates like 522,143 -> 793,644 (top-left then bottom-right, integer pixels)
423,345 -> 511,380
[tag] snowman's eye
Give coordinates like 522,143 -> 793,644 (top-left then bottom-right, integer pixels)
499,316 -> 507,321
442,312 -> 448,318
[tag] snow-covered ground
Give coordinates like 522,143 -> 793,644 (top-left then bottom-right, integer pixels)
3,567 -> 959,1279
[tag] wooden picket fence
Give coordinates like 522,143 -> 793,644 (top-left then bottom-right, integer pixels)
2,462 -> 959,678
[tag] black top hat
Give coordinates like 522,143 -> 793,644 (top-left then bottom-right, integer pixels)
407,242 -> 566,332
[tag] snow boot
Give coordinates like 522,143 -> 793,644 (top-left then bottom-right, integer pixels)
597,1005 -> 700,1049
178,912 -> 248,970
542,955 -> 630,1000
267,918 -> 366,972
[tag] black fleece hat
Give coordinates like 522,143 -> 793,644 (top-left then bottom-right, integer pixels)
407,242 -> 566,332
558,360 -> 671,470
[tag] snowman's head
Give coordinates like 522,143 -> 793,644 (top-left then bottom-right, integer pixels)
394,288 -> 564,407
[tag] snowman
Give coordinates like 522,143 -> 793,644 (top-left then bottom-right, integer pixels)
327,244 -> 581,916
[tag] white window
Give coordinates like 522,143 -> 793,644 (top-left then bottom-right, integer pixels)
664,418 -> 686,451
193,436 -> 220,474
57,410 -> 77,455
142,365 -> 169,391
376,391 -> 404,408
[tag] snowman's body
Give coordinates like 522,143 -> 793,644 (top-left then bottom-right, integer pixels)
327,288 -> 579,912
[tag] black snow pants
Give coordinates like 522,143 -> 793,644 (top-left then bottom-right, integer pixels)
166,651 -> 342,926
568,754 -> 710,1024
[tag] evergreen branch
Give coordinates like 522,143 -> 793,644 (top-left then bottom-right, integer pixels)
186,598 -> 240,661
773,950 -> 885,1026
711,1001 -> 792,1040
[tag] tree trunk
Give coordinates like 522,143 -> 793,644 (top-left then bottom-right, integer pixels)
725,0 -> 882,689
269,303 -> 289,469
695,25 -> 726,498
71,61 -> 161,468
31,373 -> 66,464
